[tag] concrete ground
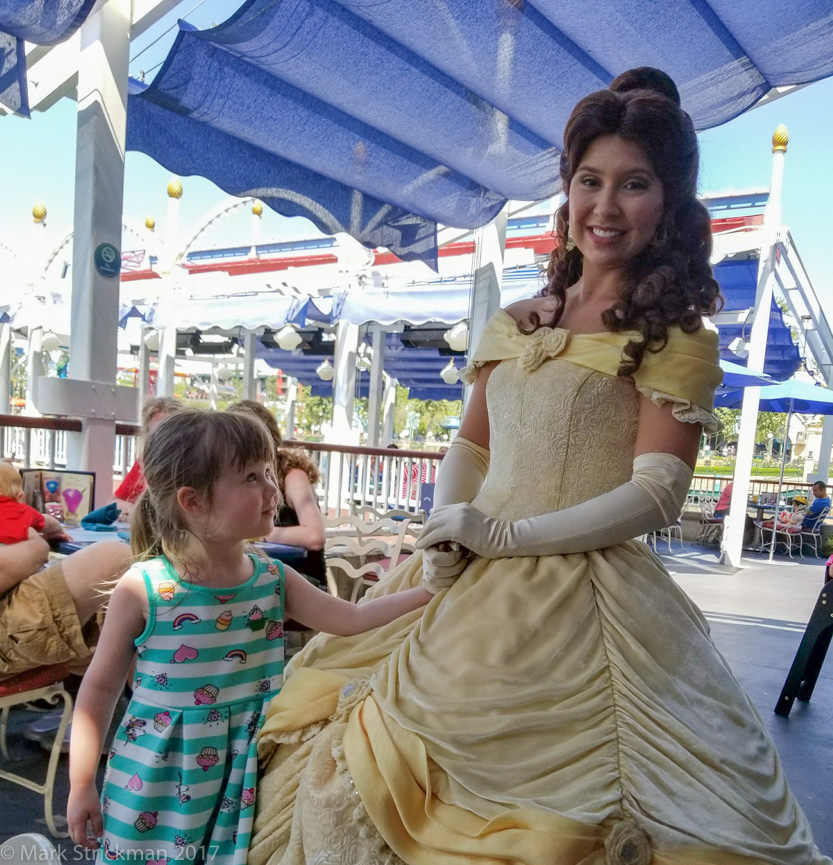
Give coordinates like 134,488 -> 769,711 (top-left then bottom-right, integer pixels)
1,545 -> 831,858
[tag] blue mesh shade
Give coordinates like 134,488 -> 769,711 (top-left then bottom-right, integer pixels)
126,0 -> 833,269
0,0 -> 97,115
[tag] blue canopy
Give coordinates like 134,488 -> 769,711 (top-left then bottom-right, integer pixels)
0,0 -> 97,116
719,360 -> 772,390
127,0 -> 833,269
714,378 -> 833,415
713,259 -> 801,381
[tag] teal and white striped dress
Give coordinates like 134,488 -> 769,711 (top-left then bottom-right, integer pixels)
99,553 -> 285,864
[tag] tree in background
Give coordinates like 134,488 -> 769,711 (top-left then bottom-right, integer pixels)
393,386 -> 462,442
714,408 -> 800,455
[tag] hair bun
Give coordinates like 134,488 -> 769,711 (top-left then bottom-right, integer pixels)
609,67 -> 681,107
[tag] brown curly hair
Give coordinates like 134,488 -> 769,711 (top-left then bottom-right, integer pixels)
225,400 -> 320,495
531,67 -> 722,376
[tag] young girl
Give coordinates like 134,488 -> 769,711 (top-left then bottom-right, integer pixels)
67,410 -> 431,863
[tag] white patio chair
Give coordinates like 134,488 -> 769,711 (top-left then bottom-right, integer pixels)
796,506 -> 830,557
324,514 -> 411,602
656,519 -> 684,553
695,500 -> 723,545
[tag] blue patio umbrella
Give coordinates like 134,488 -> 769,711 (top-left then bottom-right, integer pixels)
718,361 -> 773,390
714,379 -> 833,560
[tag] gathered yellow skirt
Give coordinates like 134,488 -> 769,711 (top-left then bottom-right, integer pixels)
251,545 -> 830,865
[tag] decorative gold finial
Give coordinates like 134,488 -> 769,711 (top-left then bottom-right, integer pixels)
252,201 -> 263,217
32,201 -> 47,223
145,216 -> 156,231
167,177 -> 183,199
772,124 -> 789,153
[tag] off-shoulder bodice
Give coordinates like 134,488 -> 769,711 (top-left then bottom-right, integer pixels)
472,358 -> 639,520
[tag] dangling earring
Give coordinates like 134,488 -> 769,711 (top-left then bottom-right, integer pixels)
651,224 -> 669,250
565,234 -> 576,252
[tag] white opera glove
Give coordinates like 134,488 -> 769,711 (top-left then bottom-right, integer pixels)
417,453 -> 692,559
431,436 -> 490,509
421,436 -> 490,593
421,545 -> 470,594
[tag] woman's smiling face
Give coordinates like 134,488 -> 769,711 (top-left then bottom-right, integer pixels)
567,134 -> 665,275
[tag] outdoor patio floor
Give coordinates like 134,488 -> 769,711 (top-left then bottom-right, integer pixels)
1,547 -> 831,857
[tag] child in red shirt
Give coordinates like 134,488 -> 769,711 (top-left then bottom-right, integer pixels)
0,463 -> 67,545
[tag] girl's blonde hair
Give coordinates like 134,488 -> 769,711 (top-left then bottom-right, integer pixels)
131,410 -> 274,563
226,400 -> 320,495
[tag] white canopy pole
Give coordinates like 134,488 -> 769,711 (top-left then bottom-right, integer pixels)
331,320 -> 359,442
284,377 -> 297,439
0,324 -> 11,415
156,325 -> 177,397
722,127 -> 788,566
382,374 -> 397,444
33,0 -> 138,506
366,324 -> 385,447
767,399 -> 794,561
242,330 -> 257,401
816,419 -> 833,484
463,206 -> 507,412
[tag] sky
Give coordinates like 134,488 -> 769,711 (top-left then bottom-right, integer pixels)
1,1 -> 832,301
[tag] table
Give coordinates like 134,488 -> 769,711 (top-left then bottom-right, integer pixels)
55,530 -> 307,565
748,501 -> 778,522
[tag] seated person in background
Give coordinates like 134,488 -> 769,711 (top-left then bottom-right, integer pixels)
226,401 -> 327,590
1,523 -> 131,682
713,480 -> 756,545
713,480 -> 733,518
762,496 -> 807,534
802,481 -> 831,531
113,396 -> 182,518
0,463 -> 70,545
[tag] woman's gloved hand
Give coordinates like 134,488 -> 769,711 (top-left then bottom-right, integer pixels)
421,541 -> 469,594
418,505 -> 508,559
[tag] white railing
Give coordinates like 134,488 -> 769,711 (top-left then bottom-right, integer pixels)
6,415 -> 807,517
0,416 -> 138,480
0,415 -> 441,516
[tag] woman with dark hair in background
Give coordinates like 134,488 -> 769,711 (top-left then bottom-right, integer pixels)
226,400 -> 326,589
250,70 -> 830,865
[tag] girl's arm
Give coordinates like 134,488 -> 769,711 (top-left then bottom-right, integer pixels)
265,469 -> 326,550
283,566 -> 430,636
67,569 -> 147,849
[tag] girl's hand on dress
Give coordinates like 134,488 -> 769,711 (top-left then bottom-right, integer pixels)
67,783 -> 103,848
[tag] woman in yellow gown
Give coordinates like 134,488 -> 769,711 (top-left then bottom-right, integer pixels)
250,69 -> 831,865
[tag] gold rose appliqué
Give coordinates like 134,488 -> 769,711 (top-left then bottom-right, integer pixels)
519,327 -> 570,373
604,818 -> 652,865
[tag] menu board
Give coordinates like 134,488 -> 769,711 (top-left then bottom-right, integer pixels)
20,469 -> 96,527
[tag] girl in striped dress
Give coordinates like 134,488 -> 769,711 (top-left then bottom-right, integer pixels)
67,410 -> 431,864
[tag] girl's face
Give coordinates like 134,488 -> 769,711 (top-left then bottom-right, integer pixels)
202,458 -> 279,542
567,134 -> 665,275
